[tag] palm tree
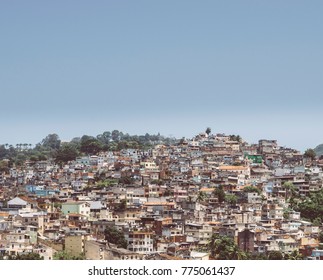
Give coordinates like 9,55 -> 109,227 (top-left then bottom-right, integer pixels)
285,250 -> 303,260
304,148 -> 316,161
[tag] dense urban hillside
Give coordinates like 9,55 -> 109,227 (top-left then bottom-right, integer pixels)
1,128 -> 323,260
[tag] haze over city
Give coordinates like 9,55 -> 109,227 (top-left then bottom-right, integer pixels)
1,1 -> 322,151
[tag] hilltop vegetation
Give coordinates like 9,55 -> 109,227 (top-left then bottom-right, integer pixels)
0,130 -> 176,168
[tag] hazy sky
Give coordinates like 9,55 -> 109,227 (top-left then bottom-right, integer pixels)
1,1 -> 322,151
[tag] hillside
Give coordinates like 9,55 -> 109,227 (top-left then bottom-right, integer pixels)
314,144 -> 323,157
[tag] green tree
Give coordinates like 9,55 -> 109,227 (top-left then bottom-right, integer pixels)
284,250 -> 303,260
295,188 -> 323,221
80,136 -> 103,155
288,195 -> 298,209
53,251 -> 85,260
97,131 -> 112,144
117,141 -> 130,150
7,252 -> 43,260
70,137 -> 81,145
318,231 -> 323,243
225,194 -> 238,205
312,217 -> 322,226
283,208 -> 291,220
268,251 -> 283,260
249,253 -> 268,260
205,127 -> 211,136
0,145 -> 8,159
104,225 -> 128,249
208,234 -> 246,260
41,133 -> 61,150
213,186 -> 226,203
304,148 -> 316,160
111,130 -> 121,142
54,143 -> 79,164
243,186 -> 261,195
0,160 -> 9,173
283,181 -> 296,200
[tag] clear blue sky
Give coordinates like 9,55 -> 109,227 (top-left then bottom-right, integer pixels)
1,0 -> 322,151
